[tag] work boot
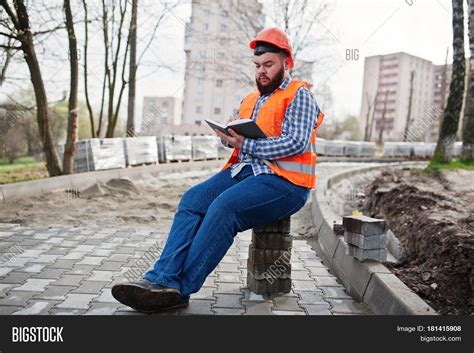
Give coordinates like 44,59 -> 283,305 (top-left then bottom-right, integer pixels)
111,279 -> 188,313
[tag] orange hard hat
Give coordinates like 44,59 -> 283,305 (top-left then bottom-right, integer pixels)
250,28 -> 294,69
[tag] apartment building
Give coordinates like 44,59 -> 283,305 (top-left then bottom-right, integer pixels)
181,0 -> 263,128
359,52 -> 437,142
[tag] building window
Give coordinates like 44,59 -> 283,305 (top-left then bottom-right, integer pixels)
214,107 -> 221,115
216,79 -> 223,87
220,23 -> 227,32
196,106 -> 202,114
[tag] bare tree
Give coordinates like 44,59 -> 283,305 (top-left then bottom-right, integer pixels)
368,90 -> 379,142
103,0 -> 130,138
363,92 -> 373,141
80,0 -> 177,138
403,70 -> 415,141
461,0 -> 473,161
81,0 -> 96,138
62,0 -> 78,174
126,0 -> 137,137
433,0 -> 466,162
0,0 -> 62,176
377,90 -> 389,144
0,38 -> 13,86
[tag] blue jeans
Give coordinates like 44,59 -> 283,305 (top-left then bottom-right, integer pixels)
144,164 -> 310,299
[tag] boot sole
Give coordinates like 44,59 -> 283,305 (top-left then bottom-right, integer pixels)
111,283 -> 185,313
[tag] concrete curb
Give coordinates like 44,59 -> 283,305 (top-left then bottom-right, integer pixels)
0,159 -> 223,202
311,161 -> 437,315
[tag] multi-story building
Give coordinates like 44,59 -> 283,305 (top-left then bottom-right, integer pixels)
292,59 -> 314,86
182,0 -> 263,129
141,96 -> 182,135
359,52 -> 435,142
430,63 -> 452,140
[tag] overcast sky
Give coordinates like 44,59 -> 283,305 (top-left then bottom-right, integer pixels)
320,0 -> 467,120
1,0 -> 469,127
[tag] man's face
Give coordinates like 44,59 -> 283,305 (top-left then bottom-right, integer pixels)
254,52 -> 288,95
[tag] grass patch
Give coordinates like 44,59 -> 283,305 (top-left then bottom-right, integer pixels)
428,159 -> 474,171
0,157 -> 48,184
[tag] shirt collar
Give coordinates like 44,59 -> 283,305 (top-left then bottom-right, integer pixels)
279,74 -> 292,90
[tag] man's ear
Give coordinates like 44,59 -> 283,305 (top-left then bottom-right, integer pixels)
283,56 -> 290,70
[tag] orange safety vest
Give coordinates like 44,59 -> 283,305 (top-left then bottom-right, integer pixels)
221,79 -> 324,189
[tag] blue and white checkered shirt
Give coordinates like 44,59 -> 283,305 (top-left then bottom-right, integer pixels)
222,75 -> 320,181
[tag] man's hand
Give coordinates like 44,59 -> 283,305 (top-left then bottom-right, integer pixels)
215,128 -> 244,149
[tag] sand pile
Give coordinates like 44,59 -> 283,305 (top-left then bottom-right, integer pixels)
81,178 -> 141,198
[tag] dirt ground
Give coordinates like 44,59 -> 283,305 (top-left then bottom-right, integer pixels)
362,168 -> 473,315
0,169 -> 215,229
0,167 -> 313,237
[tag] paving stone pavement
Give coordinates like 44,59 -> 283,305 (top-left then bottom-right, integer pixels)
0,221 -> 372,316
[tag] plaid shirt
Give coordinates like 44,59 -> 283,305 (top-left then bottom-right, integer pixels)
222,75 -> 320,181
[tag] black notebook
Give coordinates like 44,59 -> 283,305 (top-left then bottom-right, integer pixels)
205,118 -> 266,139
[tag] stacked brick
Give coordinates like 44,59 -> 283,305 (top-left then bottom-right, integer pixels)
247,218 -> 293,295
342,215 -> 388,262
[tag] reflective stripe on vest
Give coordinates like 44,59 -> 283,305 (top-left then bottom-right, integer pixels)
270,160 -> 316,175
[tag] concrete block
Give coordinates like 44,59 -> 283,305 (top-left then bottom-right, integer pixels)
344,231 -> 387,249
346,244 -> 387,262
1,179 -> 45,201
159,135 -> 192,161
364,273 -> 437,315
344,141 -> 362,157
191,136 -> 219,160
342,215 -> 387,236
324,140 -> 345,156
247,274 -> 291,294
253,217 -> 290,234
360,142 -> 376,157
315,138 -> 326,155
412,142 -> 436,158
248,245 -> 291,264
333,223 -> 344,236
383,142 -> 412,157
124,136 -> 158,166
251,232 -> 292,250
452,141 -> 463,157
247,259 -> 291,280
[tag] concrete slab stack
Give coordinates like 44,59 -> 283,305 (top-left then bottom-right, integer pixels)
412,142 -> 436,158
343,215 -> 388,262
452,141 -> 463,158
58,139 -> 126,173
324,140 -> 345,156
315,137 -> 326,155
157,135 -> 192,162
124,136 -> 158,166
360,142 -> 376,157
247,218 -> 293,295
344,141 -> 362,157
383,142 -> 412,157
191,136 -> 219,160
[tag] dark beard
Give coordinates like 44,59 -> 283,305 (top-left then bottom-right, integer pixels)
256,66 -> 286,95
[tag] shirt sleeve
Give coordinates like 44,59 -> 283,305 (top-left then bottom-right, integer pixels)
240,88 -> 319,159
